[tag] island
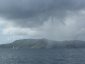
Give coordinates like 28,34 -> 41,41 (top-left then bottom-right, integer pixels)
0,39 -> 85,49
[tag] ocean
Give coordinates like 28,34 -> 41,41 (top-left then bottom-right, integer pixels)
0,48 -> 85,64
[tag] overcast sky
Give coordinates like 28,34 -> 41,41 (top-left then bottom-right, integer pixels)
0,0 -> 85,44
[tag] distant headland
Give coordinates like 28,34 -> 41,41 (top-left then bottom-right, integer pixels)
0,39 -> 85,49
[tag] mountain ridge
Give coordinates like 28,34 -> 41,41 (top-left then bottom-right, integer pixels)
0,39 -> 85,48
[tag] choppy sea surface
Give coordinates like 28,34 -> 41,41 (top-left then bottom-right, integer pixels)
0,48 -> 85,64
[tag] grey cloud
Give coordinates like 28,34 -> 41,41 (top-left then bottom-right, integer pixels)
1,0 -> 85,41
0,0 -> 85,27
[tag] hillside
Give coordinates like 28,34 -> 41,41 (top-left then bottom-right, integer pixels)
0,39 -> 85,48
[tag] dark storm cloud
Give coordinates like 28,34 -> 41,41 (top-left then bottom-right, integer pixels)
0,0 -> 85,27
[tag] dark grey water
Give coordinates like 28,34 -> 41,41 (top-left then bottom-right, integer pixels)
0,48 -> 85,64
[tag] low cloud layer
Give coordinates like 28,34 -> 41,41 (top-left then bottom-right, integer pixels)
0,0 -> 85,43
